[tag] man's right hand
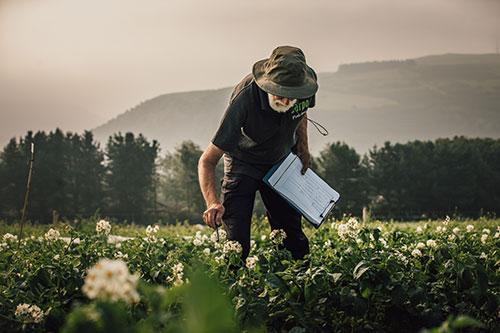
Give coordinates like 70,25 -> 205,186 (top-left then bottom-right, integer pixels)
203,202 -> 225,229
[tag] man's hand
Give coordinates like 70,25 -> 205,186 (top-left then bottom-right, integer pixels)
297,149 -> 311,175
198,143 -> 224,228
203,202 -> 225,229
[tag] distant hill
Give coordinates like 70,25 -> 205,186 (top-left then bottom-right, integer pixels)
92,53 -> 500,155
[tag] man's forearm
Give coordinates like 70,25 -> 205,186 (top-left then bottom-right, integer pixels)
198,159 -> 220,207
296,116 -> 309,152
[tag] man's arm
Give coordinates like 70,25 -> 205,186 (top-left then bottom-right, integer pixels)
198,143 -> 225,228
295,116 -> 310,174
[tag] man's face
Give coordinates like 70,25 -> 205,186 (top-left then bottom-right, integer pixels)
267,93 -> 297,113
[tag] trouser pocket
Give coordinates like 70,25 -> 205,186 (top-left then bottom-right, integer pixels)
220,174 -> 258,260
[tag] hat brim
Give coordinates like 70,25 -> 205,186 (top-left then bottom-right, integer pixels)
252,59 -> 318,99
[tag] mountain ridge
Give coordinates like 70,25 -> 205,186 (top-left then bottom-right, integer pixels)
92,53 -> 500,154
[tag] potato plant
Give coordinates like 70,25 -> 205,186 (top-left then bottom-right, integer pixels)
0,217 -> 498,332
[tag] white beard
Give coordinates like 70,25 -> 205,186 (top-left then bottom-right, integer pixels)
267,93 -> 297,113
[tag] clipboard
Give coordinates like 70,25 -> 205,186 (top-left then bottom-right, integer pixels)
263,153 -> 341,228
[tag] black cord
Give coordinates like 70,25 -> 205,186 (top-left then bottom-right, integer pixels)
307,117 -> 329,136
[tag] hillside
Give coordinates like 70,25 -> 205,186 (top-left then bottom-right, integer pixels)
92,53 -> 500,154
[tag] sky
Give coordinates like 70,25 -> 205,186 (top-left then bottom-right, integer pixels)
1,0 -> 499,145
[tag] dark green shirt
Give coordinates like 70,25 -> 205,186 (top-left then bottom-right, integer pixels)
212,74 -> 315,179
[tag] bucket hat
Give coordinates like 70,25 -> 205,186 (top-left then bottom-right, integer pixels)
252,46 -> 318,99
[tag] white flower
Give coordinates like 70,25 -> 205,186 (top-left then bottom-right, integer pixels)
336,217 -> 360,241
145,225 -> 160,243
114,251 -> 128,260
481,234 -> 488,244
215,255 -> 225,264
416,242 -> 426,250
479,252 -> 487,259
270,229 -> 287,245
96,219 -> 111,236
15,303 -> 44,324
394,251 -> 409,265
193,231 -> 205,246
245,256 -> 259,270
482,228 -> 490,235
167,263 -> 184,286
3,233 -> 18,242
210,229 -> 227,243
416,226 -> 423,234
443,215 -> 451,226
172,263 -> 183,274
426,239 -> 437,248
324,239 -> 332,247
44,228 -> 60,242
203,248 -> 211,255
82,259 -> 139,304
53,254 -> 60,261
452,227 -> 460,235
412,249 -> 422,257
466,225 -> 474,233
448,234 -> 456,241
260,235 -> 267,241
495,232 -> 500,239
223,240 -> 242,255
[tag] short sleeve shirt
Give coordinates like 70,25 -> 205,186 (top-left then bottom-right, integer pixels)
212,73 -> 315,179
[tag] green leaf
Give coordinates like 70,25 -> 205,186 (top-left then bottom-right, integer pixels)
451,315 -> 483,329
353,261 -> 370,280
330,273 -> 342,284
361,287 -> 372,299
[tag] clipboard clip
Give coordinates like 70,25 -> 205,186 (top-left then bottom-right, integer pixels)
319,199 -> 336,218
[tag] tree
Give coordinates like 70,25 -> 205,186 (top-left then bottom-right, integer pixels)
105,132 -> 159,223
367,137 -> 500,219
316,142 -> 369,216
64,131 -> 105,217
0,137 -> 28,219
159,141 -> 212,222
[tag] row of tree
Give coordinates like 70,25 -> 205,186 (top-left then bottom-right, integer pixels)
0,130 -> 159,223
0,129 -> 498,224
317,137 -> 500,219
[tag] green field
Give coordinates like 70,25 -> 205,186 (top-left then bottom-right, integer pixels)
1,217 -> 499,332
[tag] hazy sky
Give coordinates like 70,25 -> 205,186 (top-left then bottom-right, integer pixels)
1,0 -> 499,145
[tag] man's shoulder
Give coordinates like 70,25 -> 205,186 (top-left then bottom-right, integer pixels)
229,73 -> 257,104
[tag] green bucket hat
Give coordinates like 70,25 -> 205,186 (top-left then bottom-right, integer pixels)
252,46 -> 318,99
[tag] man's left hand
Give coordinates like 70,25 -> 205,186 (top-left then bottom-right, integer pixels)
297,149 -> 311,175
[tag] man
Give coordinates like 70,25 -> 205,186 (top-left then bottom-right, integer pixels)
198,46 -> 318,262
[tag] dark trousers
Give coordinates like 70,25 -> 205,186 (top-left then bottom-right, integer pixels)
221,173 -> 310,261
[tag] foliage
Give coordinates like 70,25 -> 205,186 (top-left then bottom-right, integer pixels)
1,132 -> 500,223
159,141 -> 210,222
105,132 -> 159,223
316,141 -> 369,216
368,137 -> 500,219
0,217 -> 498,332
0,129 -> 104,223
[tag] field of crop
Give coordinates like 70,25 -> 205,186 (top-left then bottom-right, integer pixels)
0,217 -> 499,333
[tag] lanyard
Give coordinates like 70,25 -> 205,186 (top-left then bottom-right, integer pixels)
306,117 -> 329,136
